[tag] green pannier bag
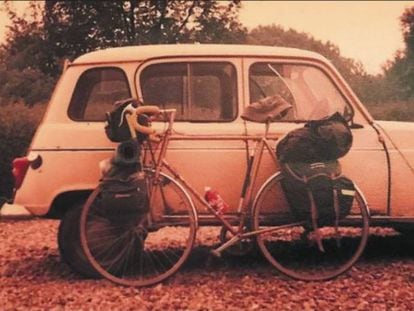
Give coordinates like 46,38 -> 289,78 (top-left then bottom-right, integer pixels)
100,174 -> 148,215
281,161 -> 355,226
99,140 -> 149,223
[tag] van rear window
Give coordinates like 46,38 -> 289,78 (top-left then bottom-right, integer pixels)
68,67 -> 131,121
139,62 -> 237,122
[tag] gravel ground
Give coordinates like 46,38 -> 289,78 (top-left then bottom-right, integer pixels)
1,219 -> 414,310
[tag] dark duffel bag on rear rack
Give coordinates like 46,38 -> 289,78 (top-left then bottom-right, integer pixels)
276,112 -> 353,163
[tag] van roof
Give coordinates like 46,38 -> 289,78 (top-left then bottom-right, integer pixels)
72,44 -> 327,65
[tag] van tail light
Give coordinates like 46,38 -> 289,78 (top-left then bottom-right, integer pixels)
12,157 -> 30,190
12,153 -> 42,190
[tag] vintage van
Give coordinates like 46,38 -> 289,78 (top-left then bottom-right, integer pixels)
3,44 -> 414,231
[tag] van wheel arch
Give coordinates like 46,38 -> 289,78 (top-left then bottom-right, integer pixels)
47,190 -> 92,219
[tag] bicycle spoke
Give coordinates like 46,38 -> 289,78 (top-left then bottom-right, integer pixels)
80,172 -> 197,287
252,172 -> 369,281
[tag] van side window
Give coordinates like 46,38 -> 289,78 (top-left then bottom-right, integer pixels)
249,63 -> 349,121
68,68 -> 130,121
140,62 -> 237,121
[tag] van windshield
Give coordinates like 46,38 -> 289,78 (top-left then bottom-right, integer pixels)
249,63 -> 350,121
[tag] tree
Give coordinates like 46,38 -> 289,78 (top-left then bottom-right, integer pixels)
40,0 -> 246,76
397,6 -> 414,99
0,0 -> 246,105
401,7 -> 414,59
379,5 -> 414,101
0,1 -> 54,105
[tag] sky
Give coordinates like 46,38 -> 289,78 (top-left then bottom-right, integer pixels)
239,1 -> 412,74
0,1 -> 412,75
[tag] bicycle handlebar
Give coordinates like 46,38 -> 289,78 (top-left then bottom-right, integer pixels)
126,105 -> 176,141
134,106 -> 160,135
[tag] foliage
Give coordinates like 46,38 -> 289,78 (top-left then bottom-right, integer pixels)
44,0 -> 246,48
0,68 -> 55,106
0,103 -> 47,197
43,1 -> 245,74
365,101 -> 414,121
0,0 -> 246,105
379,6 -> 414,102
3,1 -> 246,78
0,1 -> 54,105
401,6 -> 414,80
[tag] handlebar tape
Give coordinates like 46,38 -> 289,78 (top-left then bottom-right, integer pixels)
132,106 -> 161,135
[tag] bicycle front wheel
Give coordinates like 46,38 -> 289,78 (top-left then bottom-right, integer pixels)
252,172 -> 369,281
80,171 -> 197,287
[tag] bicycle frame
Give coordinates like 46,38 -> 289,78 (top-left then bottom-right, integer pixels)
80,107 -> 370,285
142,110 -> 286,256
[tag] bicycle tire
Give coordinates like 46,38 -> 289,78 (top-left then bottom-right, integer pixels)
80,170 -> 197,287
252,172 -> 369,281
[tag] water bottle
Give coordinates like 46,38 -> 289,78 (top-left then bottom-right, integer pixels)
204,187 -> 229,215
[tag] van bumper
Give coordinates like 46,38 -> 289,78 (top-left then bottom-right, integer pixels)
0,202 -> 36,220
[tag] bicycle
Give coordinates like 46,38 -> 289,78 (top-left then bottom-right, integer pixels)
79,105 -> 370,287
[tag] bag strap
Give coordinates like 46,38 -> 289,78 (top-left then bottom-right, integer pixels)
332,187 -> 341,247
282,162 -> 341,183
305,177 -> 325,253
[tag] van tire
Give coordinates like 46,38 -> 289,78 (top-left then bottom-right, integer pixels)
393,226 -> 414,236
58,205 -> 100,278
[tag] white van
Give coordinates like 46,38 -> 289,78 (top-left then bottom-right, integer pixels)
4,44 -> 414,226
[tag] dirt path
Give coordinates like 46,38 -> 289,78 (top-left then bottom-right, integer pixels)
1,220 -> 414,310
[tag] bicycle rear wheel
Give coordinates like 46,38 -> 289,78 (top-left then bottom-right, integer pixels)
80,171 -> 197,287
252,172 -> 369,281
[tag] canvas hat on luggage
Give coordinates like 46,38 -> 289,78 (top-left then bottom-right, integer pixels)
241,95 -> 292,123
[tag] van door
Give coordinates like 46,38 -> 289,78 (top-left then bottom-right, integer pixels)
242,58 -> 388,215
136,58 -> 248,213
